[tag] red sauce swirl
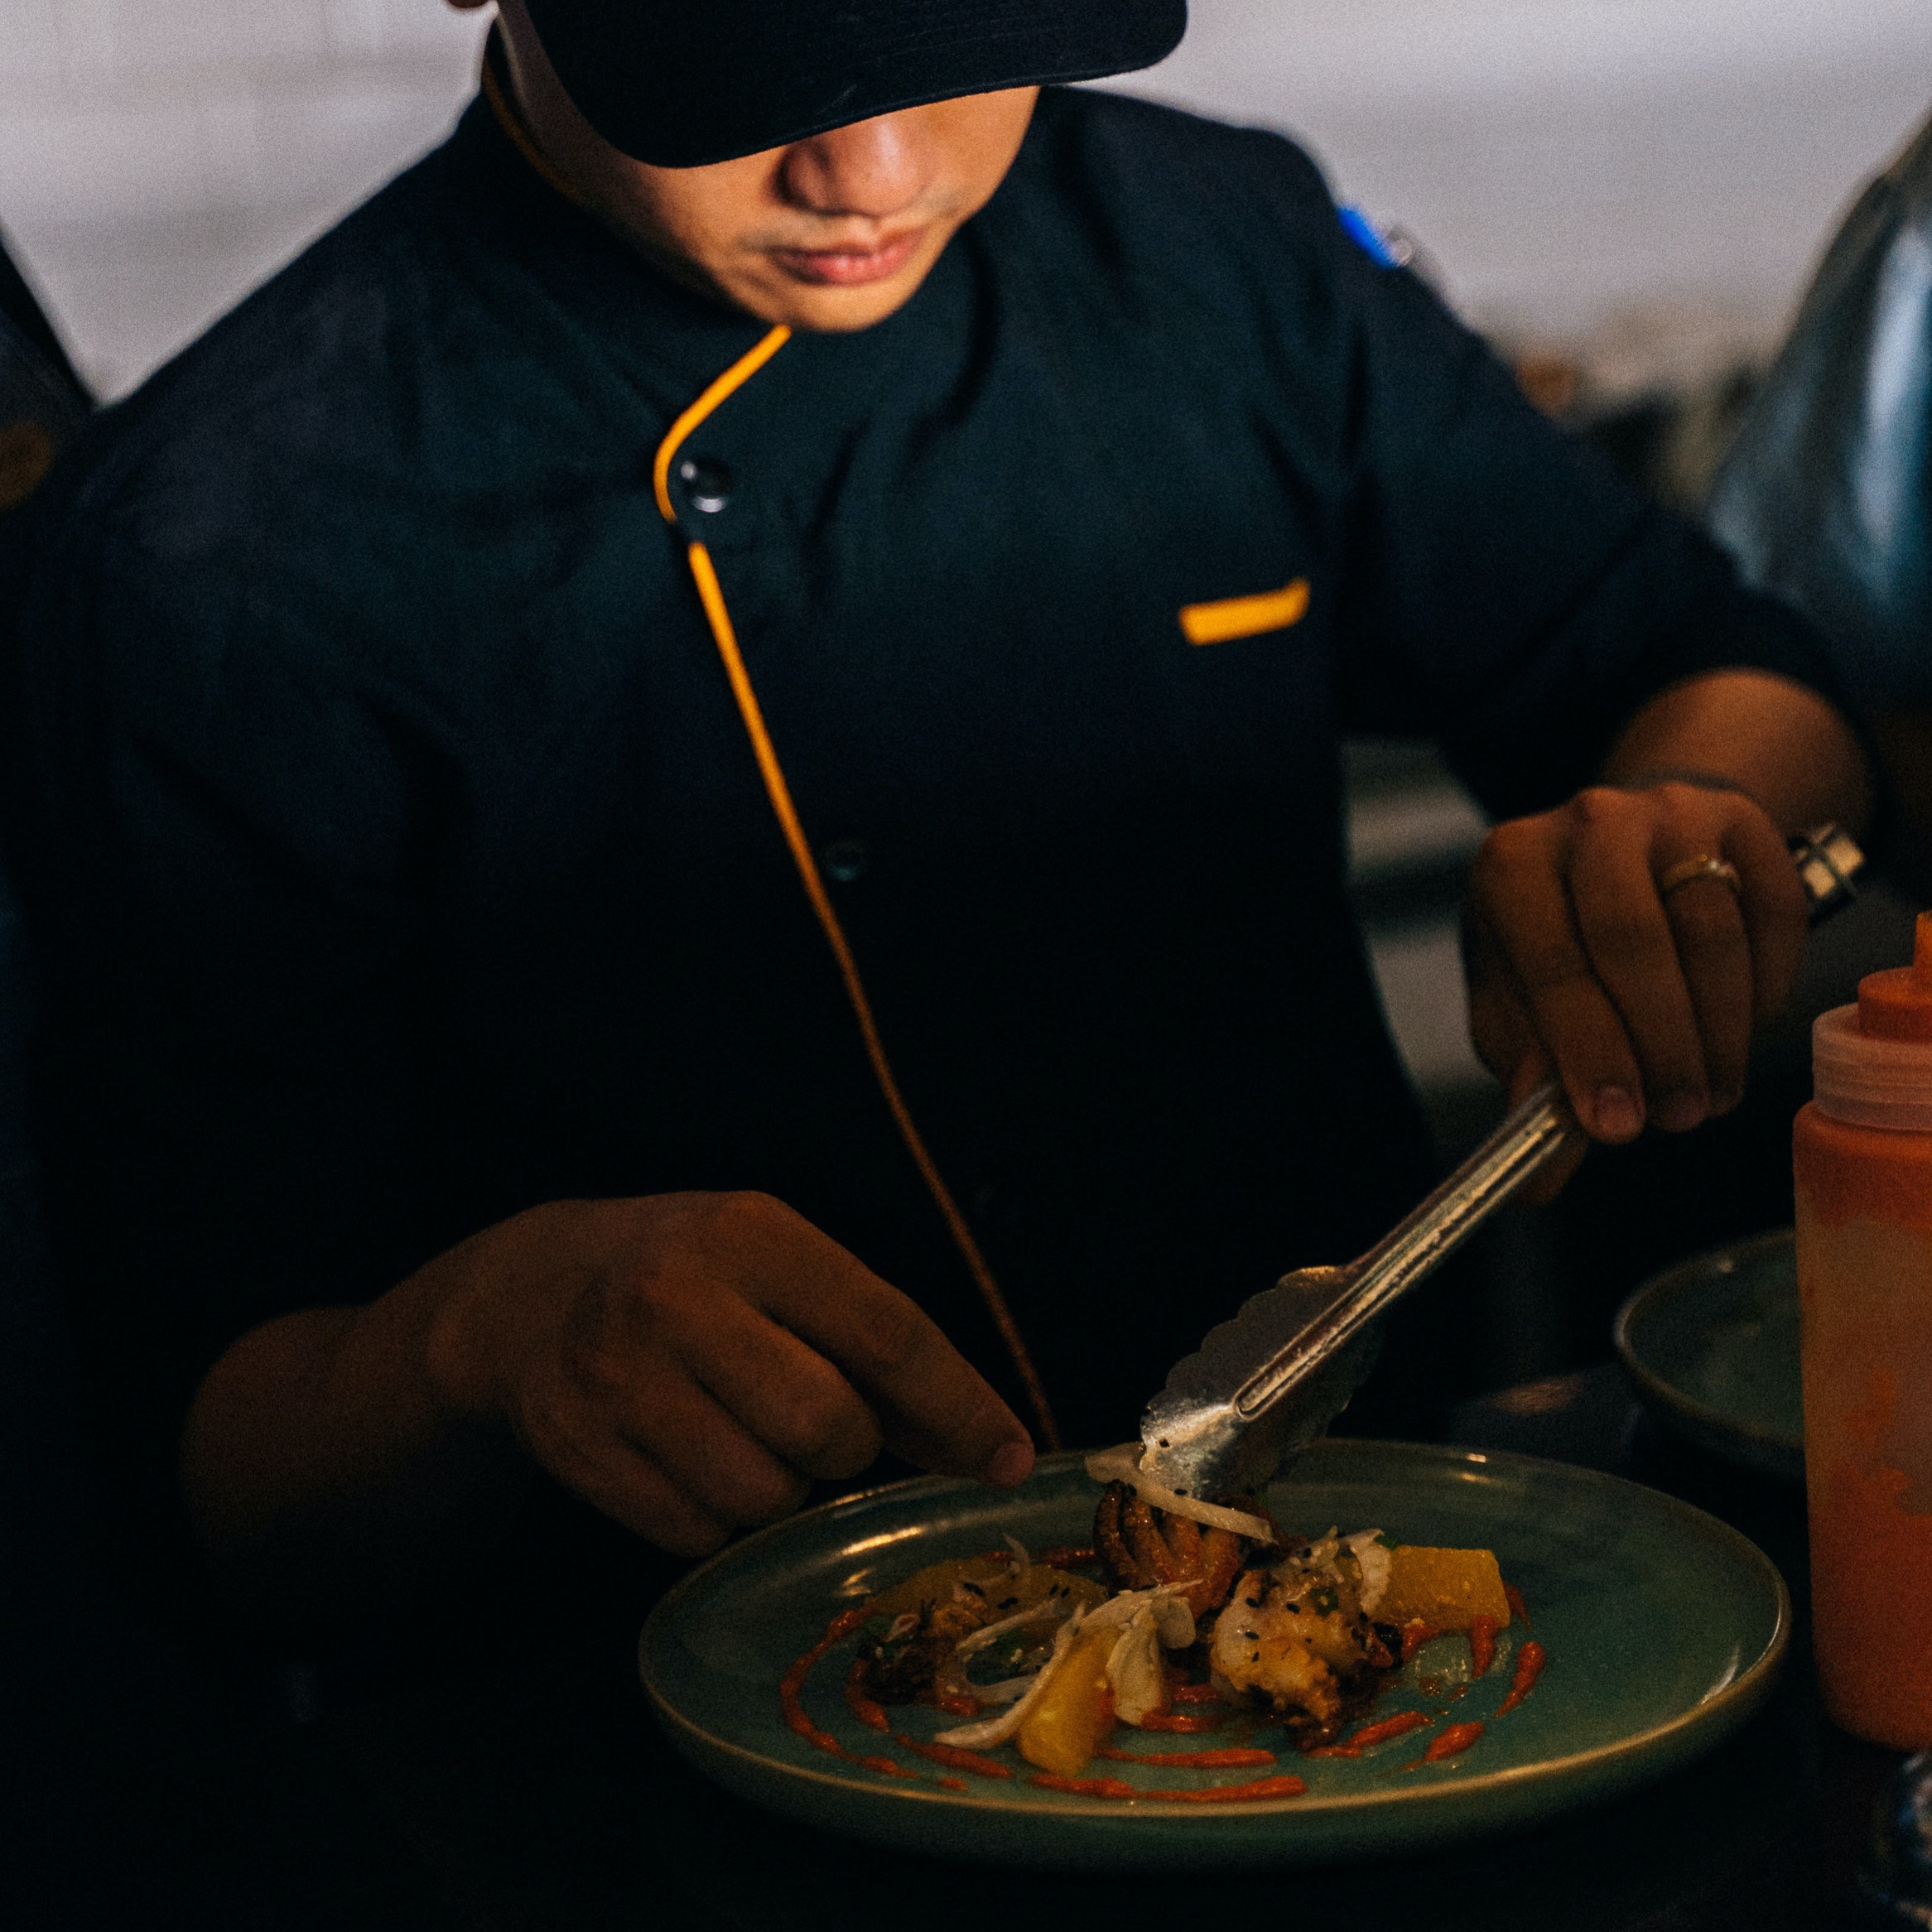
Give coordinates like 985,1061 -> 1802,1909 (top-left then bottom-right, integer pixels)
1141,1775 -> 1308,1803
781,1607 -> 872,1758
1101,1747 -> 1276,1769
891,1733 -> 1012,1779
843,1659 -> 890,1732
1468,1614 -> 1499,1679
1495,1639 -> 1547,1715
1400,1619 -> 1441,1664
1028,1773 -> 1139,1799
1307,1708 -> 1432,1758
1420,1720 -> 1485,1762
1027,1772 -> 1308,1803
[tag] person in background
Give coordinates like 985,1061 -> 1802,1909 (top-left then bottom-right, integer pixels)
1482,113 -> 1931,1386
1711,110 -> 1931,858
0,0 -> 1871,1657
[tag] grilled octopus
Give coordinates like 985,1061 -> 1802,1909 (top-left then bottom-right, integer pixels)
1209,1539 -> 1402,1747
1096,1486 -> 1404,1748
1091,1479 -> 1259,1621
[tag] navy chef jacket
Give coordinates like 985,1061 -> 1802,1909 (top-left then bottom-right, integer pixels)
2,81 -> 1843,1478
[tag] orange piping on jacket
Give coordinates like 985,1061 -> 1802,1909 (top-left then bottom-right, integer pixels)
653,332 -> 1061,1449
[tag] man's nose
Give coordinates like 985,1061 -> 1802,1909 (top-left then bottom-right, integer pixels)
778,111 -> 929,219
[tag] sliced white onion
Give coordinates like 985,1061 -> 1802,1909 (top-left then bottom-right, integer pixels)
963,1675 -> 1038,1707
1083,1444 -> 1273,1541
933,1611 -> 1083,1750
1080,1585 -> 1160,1633
1079,1581 -> 1197,1646
1106,1610 -> 1167,1727
1343,1529 -> 1390,1616
952,1597 -> 1072,1658
1152,1595 -> 1197,1650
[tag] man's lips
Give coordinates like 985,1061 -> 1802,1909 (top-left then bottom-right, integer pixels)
768,229 -> 923,287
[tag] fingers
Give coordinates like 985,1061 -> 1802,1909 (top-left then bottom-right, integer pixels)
716,1195 -> 1033,1482
1468,809 -> 1650,1141
1567,804 -> 1732,1128
500,1190 -> 1033,1560
1726,806 -> 1810,1020
1652,864 -> 1752,1115
609,1257 -> 886,1482
518,1392 -> 733,1557
1465,783 -> 1807,1144
528,1286 -> 814,1546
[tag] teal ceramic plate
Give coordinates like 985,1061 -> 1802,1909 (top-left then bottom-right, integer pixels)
1616,1230 -> 1804,1484
638,1440 -> 1788,1870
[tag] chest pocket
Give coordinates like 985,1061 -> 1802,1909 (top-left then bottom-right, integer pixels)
1179,577 -> 1311,646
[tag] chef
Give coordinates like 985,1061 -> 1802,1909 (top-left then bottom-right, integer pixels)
0,0 -> 1871,1629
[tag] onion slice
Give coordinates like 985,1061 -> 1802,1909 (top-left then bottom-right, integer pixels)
1079,1582 -> 1197,1648
933,1611 -> 1083,1750
1106,1609 -> 1167,1727
961,1675 -> 1037,1707
1082,1445 -> 1273,1541
952,1598 -> 1072,1658
1343,1528 -> 1390,1616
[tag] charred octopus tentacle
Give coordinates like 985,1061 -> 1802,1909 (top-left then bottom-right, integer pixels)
1092,1480 -> 1251,1619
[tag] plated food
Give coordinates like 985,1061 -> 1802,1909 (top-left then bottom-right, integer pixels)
779,1448 -> 1547,1802
638,1441 -> 1790,1869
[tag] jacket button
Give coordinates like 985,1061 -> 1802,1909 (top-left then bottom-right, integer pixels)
822,838 -> 869,882
677,455 -> 733,513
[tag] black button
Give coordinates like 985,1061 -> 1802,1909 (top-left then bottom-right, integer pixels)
677,455 -> 733,513
821,838 -> 869,883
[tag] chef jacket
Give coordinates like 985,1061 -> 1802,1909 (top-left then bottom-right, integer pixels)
2,78 -> 1844,1481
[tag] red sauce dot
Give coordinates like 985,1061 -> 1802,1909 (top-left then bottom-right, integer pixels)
1496,1639 -> 1547,1716
1468,1615 -> 1499,1679
1140,1775 -> 1308,1803
1420,1720 -> 1485,1763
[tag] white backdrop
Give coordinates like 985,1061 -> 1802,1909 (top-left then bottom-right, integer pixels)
4,0 -> 1930,398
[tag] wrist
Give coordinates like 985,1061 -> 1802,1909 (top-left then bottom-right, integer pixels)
414,1221 -> 532,1428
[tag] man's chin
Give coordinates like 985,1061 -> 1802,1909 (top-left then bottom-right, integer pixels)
734,248 -> 945,333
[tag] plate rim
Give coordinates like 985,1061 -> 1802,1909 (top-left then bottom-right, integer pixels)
638,1438 -> 1791,1824
1614,1227 -> 1803,1462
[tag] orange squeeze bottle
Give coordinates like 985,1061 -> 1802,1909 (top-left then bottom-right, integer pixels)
1795,911 -> 1932,1747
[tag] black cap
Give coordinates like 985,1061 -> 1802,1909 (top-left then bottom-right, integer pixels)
520,0 -> 1188,167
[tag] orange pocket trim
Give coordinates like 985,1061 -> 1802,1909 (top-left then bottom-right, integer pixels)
1179,578 -> 1310,646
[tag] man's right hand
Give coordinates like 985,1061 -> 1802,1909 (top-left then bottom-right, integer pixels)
420,1191 -> 1035,1556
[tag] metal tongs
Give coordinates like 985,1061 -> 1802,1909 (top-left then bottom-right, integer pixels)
1136,823 -> 1864,1501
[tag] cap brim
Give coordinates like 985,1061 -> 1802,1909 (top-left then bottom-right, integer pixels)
522,0 -> 1188,166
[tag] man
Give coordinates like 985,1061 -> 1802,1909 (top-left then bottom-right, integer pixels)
0,0 -> 1870,1633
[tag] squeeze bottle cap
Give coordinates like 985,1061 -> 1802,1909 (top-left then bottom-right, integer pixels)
1814,912 -> 1932,1130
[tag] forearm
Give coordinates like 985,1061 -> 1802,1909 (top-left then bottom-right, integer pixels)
1602,668 -> 1874,836
179,1248 -> 532,1628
